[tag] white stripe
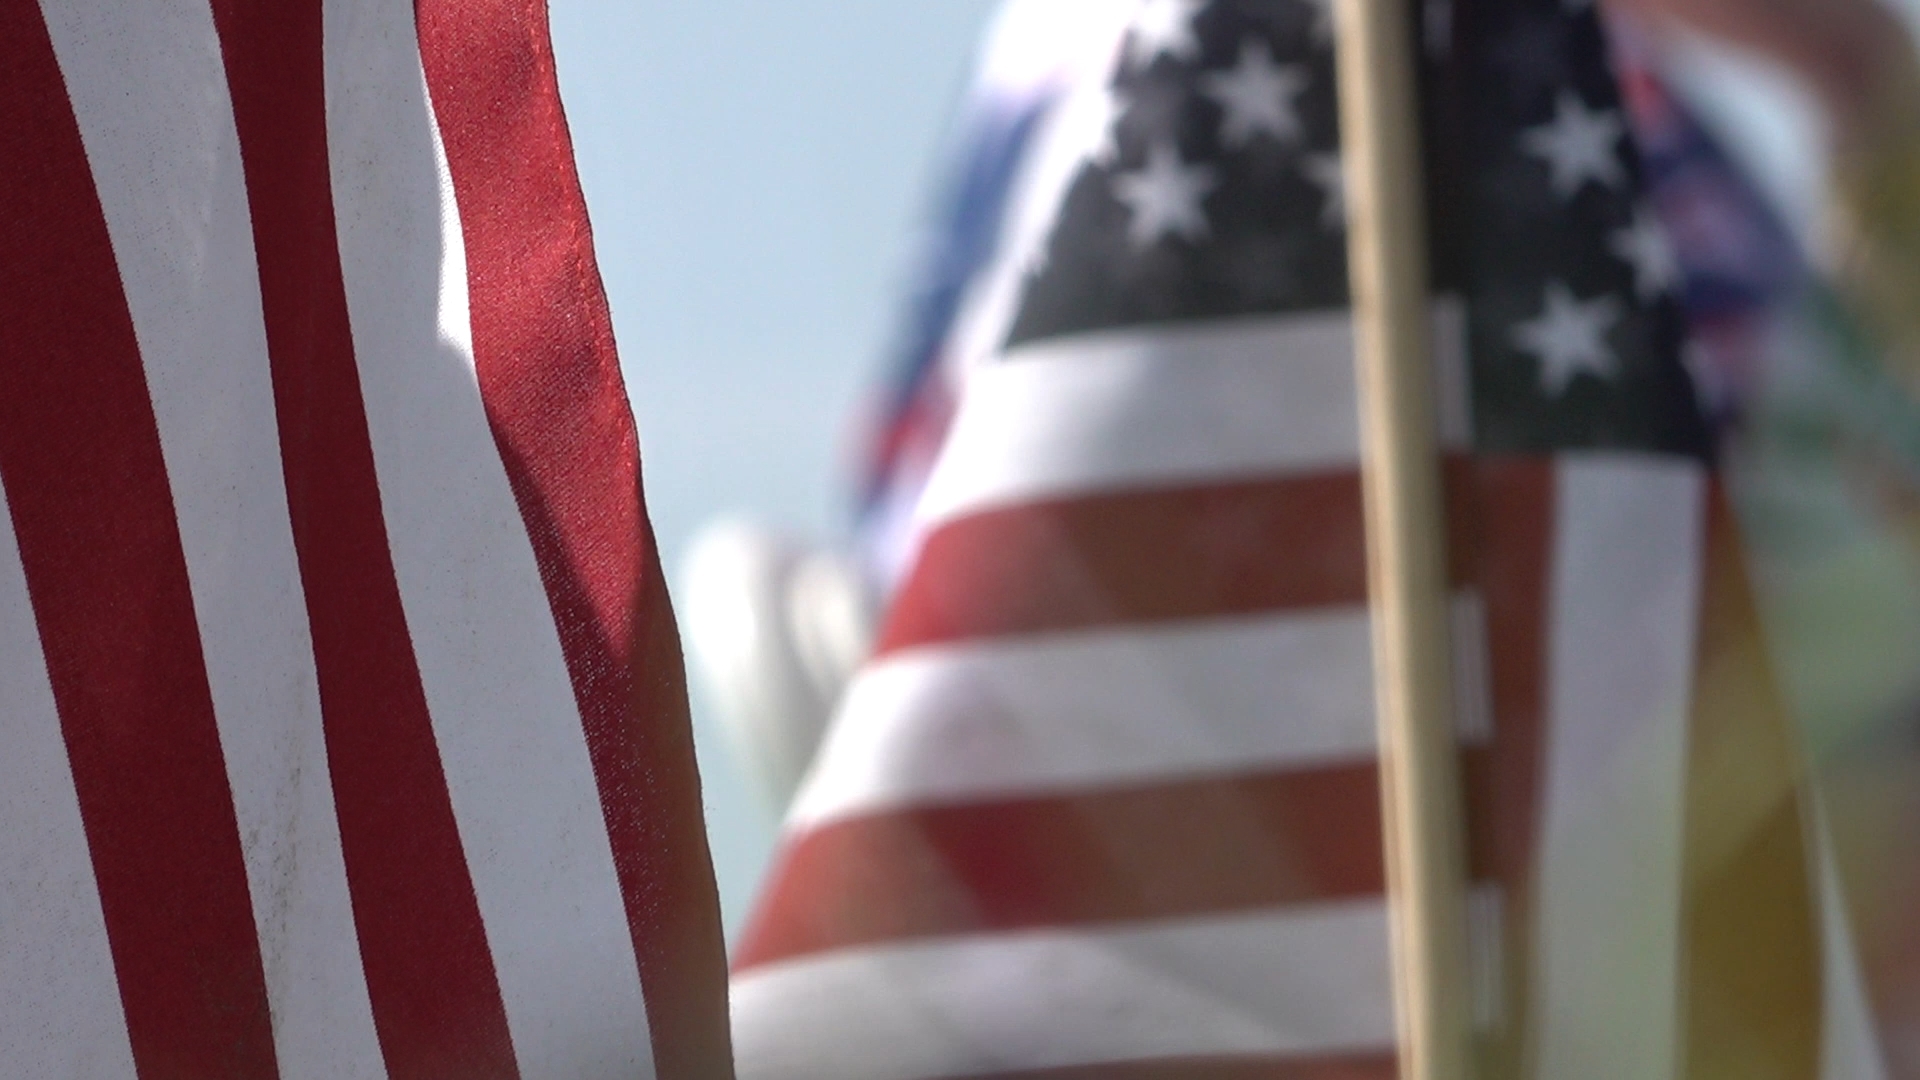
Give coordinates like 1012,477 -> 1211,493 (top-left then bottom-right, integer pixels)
731,903 -> 1396,1080
1468,887 -> 1505,1034
792,598 -> 1490,829
39,4 -> 388,1075
1531,455 -> 1704,1080
0,485 -> 139,1077
321,4 -> 653,1076
795,611 -> 1374,829
1815,797 -> 1890,1080
917,300 -> 1469,527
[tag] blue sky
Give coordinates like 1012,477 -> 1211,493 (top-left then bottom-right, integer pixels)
550,0 -> 1003,931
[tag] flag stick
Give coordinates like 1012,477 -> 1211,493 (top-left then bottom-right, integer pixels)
1330,3 -> 1474,1079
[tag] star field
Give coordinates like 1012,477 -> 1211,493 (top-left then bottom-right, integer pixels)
1004,0 -> 1711,460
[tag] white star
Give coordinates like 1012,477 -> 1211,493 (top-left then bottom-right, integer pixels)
1300,0 -> 1334,46
1521,92 -> 1626,199
1113,140 -> 1218,248
1511,282 -> 1621,393
1129,0 -> 1206,66
1201,41 -> 1310,148
1610,205 -> 1680,300
1303,152 -> 1346,229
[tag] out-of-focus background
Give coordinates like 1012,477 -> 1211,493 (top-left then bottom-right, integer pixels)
548,0 -> 1897,937
551,0 -> 1001,932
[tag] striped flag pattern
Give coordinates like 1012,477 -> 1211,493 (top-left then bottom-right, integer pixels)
0,1 -> 730,1076
731,1 -> 1865,1077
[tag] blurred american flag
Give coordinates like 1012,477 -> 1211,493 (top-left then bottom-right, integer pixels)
733,1 -> 1872,1077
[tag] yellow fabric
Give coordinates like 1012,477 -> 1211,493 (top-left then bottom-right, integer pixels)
1682,506 -> 1822,1080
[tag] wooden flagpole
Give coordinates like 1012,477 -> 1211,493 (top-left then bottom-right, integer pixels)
1330,3 -> 1474,1080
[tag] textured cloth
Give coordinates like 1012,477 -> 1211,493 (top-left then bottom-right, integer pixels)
0,1 -> 731,1075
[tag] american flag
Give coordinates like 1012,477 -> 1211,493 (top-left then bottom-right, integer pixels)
0,1 -> 729,1076
732,1 -> 1876,1077
854,0 -> 1136,589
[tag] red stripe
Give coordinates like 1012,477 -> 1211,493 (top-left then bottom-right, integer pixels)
414,3 -> 733,1073
737,448 -> 1560,1051
946,1053 -> 1396,1079
880,464 -> 1479,656
0,4 -> 278,1073
203,4 -> 517,1074
738,460 -> 1558,972
1462,459 -> 1554,881
1459,459 -> 1554,1063
737,753 -> 1500,971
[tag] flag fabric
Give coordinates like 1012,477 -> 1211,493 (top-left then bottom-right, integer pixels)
0,1 -> 730,1077
732,1 -> 1867,1077
1620,19 -> 1920,1071
1609,18 -> 1803,434
854,0 -> 1137,589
